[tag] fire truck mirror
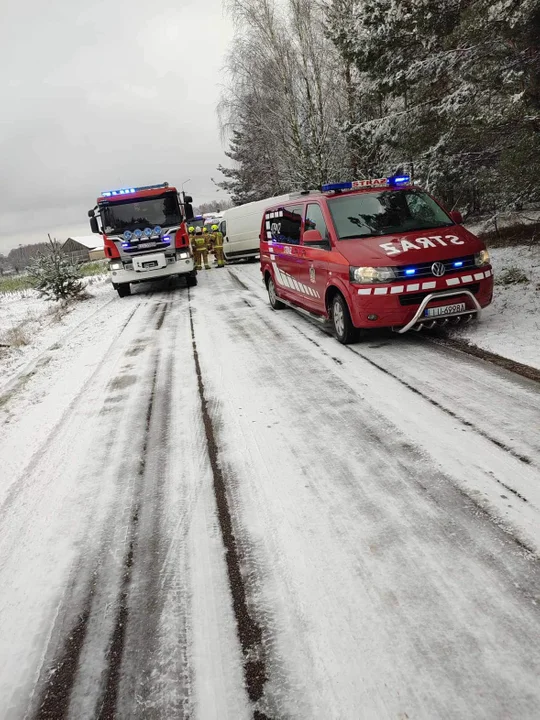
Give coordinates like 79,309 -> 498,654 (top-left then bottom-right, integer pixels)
184,202 -> 194,221
450,210 -> 463,224
87,209 -> 94,218
89,217 -> 99,234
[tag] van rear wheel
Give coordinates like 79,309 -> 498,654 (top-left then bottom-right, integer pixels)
332,294 -> 358,344
267,276 -> 285,310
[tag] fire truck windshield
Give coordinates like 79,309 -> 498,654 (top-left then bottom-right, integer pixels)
328,190 -> 454,240
100,193 -> 182,233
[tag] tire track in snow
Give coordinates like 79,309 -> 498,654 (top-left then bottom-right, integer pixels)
0,300 -> 146,522
227,266 -> 538,471
344,342 -> 535,468
28,298 -> 192,720
188,291 -> 271,719
194,288 -> 540,716
29,353 -> 160,720
113,302 -> 193,719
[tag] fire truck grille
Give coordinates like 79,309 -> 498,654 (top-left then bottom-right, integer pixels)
399,283 -> 480,306
395,254 -> 476,280
123,241 -> 170,254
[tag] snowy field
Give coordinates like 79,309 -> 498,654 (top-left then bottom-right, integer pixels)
0,265 -> 540,719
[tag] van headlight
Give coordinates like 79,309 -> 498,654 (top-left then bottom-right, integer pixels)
474,250 -> 490,267
349,266 -> 397,284
110,262 -> 122,271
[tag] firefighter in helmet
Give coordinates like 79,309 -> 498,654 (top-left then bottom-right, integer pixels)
192,226 -> 210,270
211,224 -> 225,268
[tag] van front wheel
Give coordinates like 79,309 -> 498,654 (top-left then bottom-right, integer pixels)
267,276 -> 285,310
332,294 -> 358,344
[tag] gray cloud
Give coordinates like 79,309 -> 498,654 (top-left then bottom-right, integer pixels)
0,0 -> 233,253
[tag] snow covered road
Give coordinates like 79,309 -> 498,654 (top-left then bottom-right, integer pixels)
1,268 -> 540,719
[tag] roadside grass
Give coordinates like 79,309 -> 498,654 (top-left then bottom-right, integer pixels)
79,260 -> 108,277
0,275 -> 35,293
1,325 -> 30,348
0,260 -> 107,296
495,267 -> 530,286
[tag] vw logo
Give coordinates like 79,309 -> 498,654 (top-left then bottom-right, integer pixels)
431,262 -> 446,277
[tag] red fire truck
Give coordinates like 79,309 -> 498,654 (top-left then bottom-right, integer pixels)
260,175 -> 493,343
88,182 -> 196,297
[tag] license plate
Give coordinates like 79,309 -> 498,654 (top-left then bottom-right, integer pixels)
138,242 -> 157,250
425,302 -> 466,317
142,261 -> 158,269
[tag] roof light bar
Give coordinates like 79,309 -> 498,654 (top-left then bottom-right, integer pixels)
322,175 -> 411,193
100,182 -> 169,198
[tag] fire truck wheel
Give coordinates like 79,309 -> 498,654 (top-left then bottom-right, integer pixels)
332,293 -> 359,344
267,275 -> 285,310
186,272 -> 198,287
116,283 -> 131,298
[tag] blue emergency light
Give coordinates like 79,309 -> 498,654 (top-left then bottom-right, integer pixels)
391,175 -> 410,185
405,268 -> 416,276
101,182 -> 169,197
453,260 -> 463,268
321,181 -> 354,192
322,175 -> 410,193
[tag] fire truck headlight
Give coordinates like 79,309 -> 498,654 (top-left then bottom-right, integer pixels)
123,231 -> 132,241
134,229 -> 143,239
350,266 -> 397,284
154,226 -> 162,236
144,227 -> 153,237
474,250 -> 490,267
110,262 -> 122,271
178,251 -> 190,259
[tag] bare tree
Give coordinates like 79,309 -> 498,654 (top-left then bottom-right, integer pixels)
218,0 -> 350,199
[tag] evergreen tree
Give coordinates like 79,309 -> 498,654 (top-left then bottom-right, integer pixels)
28,237 -> 84,301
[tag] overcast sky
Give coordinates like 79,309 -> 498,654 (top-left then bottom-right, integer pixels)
0,0 -> 234,254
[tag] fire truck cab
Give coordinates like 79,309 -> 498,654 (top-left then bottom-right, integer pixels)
260,176 -> 494,343
88,182 -> 196,297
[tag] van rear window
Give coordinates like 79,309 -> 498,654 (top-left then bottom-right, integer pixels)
328,190 -> 453,240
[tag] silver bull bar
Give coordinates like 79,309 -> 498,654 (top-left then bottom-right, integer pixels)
395,289 -> 482,334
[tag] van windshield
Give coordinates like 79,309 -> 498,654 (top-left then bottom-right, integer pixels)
328,190 -> 454,240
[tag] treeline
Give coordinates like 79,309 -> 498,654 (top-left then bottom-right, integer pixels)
217,0 -> 540,215
1,243 -> 55,274
193,199 -> 233,215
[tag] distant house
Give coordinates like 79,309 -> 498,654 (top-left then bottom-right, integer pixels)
62,237 -> 105,263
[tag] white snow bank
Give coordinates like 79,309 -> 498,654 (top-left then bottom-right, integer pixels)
451,244 -> 540,369
0,276 -> 113,390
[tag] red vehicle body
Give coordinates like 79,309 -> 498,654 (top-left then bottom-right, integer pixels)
88,182 -> 196,297
259,177 -> 493,343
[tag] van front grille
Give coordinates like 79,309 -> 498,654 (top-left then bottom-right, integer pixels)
399,283 -> 480,306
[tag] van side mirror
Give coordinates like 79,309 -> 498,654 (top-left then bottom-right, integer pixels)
450,210 -> 463,224
303,229 -> 330,249
89,217 -> 99,234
